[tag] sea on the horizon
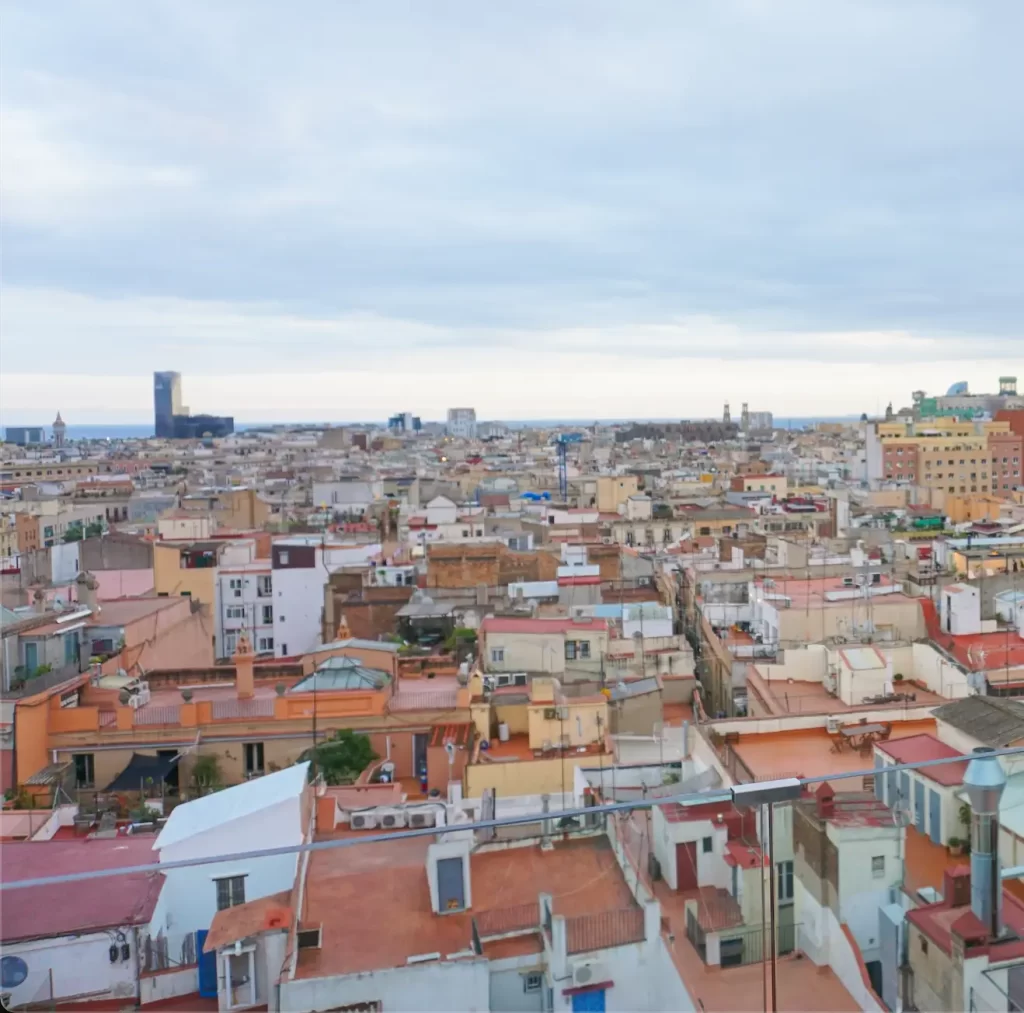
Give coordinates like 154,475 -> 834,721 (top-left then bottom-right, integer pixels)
6,416 -> 860,442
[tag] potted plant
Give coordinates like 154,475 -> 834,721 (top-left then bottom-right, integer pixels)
180,687 -> 193,702
893,673 -> 904,683
948,836 -> 965,856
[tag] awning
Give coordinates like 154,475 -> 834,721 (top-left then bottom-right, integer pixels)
106,752 -> 180,792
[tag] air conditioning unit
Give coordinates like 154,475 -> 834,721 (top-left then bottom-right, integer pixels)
376,808 -> 408,829
826,716 -> 841,734
842,577 -> 854,587
571,961 -> 607,989
350,811 -> 378,830
855,574 -> 868,586
409,810 -> 436,828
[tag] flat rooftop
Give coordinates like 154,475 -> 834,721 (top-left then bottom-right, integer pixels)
729,719 -> 939,783
295,834 -> 636,977
747,668 -> 946,716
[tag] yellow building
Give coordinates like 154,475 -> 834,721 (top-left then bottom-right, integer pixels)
596,474 -> 639,513
465,674 -> 611,797
153,540 -> 223,603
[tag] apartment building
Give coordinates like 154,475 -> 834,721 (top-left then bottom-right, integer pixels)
446,407 -> 477,439
216,561 -> 274,657
865,417 -> 1015,496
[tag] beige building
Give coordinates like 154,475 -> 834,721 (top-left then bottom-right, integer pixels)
478,616 -> 609,680
596,474 -> 640,513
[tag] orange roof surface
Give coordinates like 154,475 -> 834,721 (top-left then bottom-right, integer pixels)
295,835 -> 636,977
204,891 -> 292,952
730,720 -> 938,784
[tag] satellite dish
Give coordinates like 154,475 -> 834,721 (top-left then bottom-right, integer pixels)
1,956 -> 28,989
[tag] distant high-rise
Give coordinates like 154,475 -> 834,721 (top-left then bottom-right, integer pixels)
447,407 -> 477,439
722,402 -> 731,425
154,371 -> 183,438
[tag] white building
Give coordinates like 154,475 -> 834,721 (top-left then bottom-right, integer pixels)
215,561 -> 274,658
271,538 -> 381,657
148,763 -> 311,968
0,836 -> 163,1008
447,407 -> 477,440
310,479 -> 380,518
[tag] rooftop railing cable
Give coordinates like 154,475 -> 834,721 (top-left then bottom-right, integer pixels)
4,745 -> 1024,891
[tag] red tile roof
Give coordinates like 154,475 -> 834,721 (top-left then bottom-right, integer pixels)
0,838 -> 162,942
565,907 -> 646,954
480,617 -> 608,634
876,733 -> 967,786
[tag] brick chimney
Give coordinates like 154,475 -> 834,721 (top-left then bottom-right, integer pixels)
943,866 -> 972,908
815,781 -> 836,820
234,631 -> 255,700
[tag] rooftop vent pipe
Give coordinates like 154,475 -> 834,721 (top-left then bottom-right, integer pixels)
963,746 -> 1007,939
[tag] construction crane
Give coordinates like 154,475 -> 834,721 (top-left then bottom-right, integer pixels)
553,433 -> 583,501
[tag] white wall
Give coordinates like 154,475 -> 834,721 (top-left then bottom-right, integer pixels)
139,966 -> 198,1004
271,564 -> 325,657
552,938 -> 693,1013
651,807 -> 729,892
797,880 -> 884,1013
280,957 -> 490,1012
2,929 -> 140,1006
833,827 -> 903,965
909,643 -> 972,699
152,795 -> 302,959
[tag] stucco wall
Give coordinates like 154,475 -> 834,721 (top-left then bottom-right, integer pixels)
2,928 -> 140,1006
279,956 -> 491,1012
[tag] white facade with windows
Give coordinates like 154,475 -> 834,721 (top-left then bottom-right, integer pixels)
215,564 -> 273,659
148,764 -> 310,966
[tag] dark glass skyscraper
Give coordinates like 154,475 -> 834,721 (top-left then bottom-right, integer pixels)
153,371 -> 183,437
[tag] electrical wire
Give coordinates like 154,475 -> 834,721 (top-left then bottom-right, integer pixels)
5,745 -> 1023,892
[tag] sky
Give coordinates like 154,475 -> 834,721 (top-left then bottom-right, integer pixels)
1,0 -> 1022,424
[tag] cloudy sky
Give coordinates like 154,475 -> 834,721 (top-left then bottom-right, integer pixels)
1,1 -> 1021,425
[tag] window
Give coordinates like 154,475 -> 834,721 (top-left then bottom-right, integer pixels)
777,860 -> 794,902
872,856 -> 886,878
73,753 -> 95,788
491,648 -> 505,663
244,742 -> 265,776
565,641 -> 577,661
215,875 -> 246,911
261,604 -> 273,625
229,577 -> 242,597
279,551 -> 289,565
523,972 -> 543,994
281,643 -> 287,655
224,632 -> 238,655
920,937 -> 928,955
226,605 -> 246,620
257,636 -> 274,652
702,836 -> 713,853
257,575 -> 272,597
578,640 -> 591,660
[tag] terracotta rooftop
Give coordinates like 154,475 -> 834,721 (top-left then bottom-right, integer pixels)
204,890 -> 292,952
295,835 -> 636,977
728,720 -> 939,783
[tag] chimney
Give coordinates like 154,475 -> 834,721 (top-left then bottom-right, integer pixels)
815,782 -> 836,821
943,866 -> 972,909
964,746 -> 1007,938
32,588 -> 47,615
234,631 -> 255,700
76,570 -> 98,611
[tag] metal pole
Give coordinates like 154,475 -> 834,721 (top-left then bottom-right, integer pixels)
767,803 -> 778,1012
760,804 -> 769,1013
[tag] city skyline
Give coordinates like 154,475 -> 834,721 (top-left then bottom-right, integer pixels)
2,1 -> 1022,421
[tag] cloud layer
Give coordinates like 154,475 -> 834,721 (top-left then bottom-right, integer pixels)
1,1 -> 1021,421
